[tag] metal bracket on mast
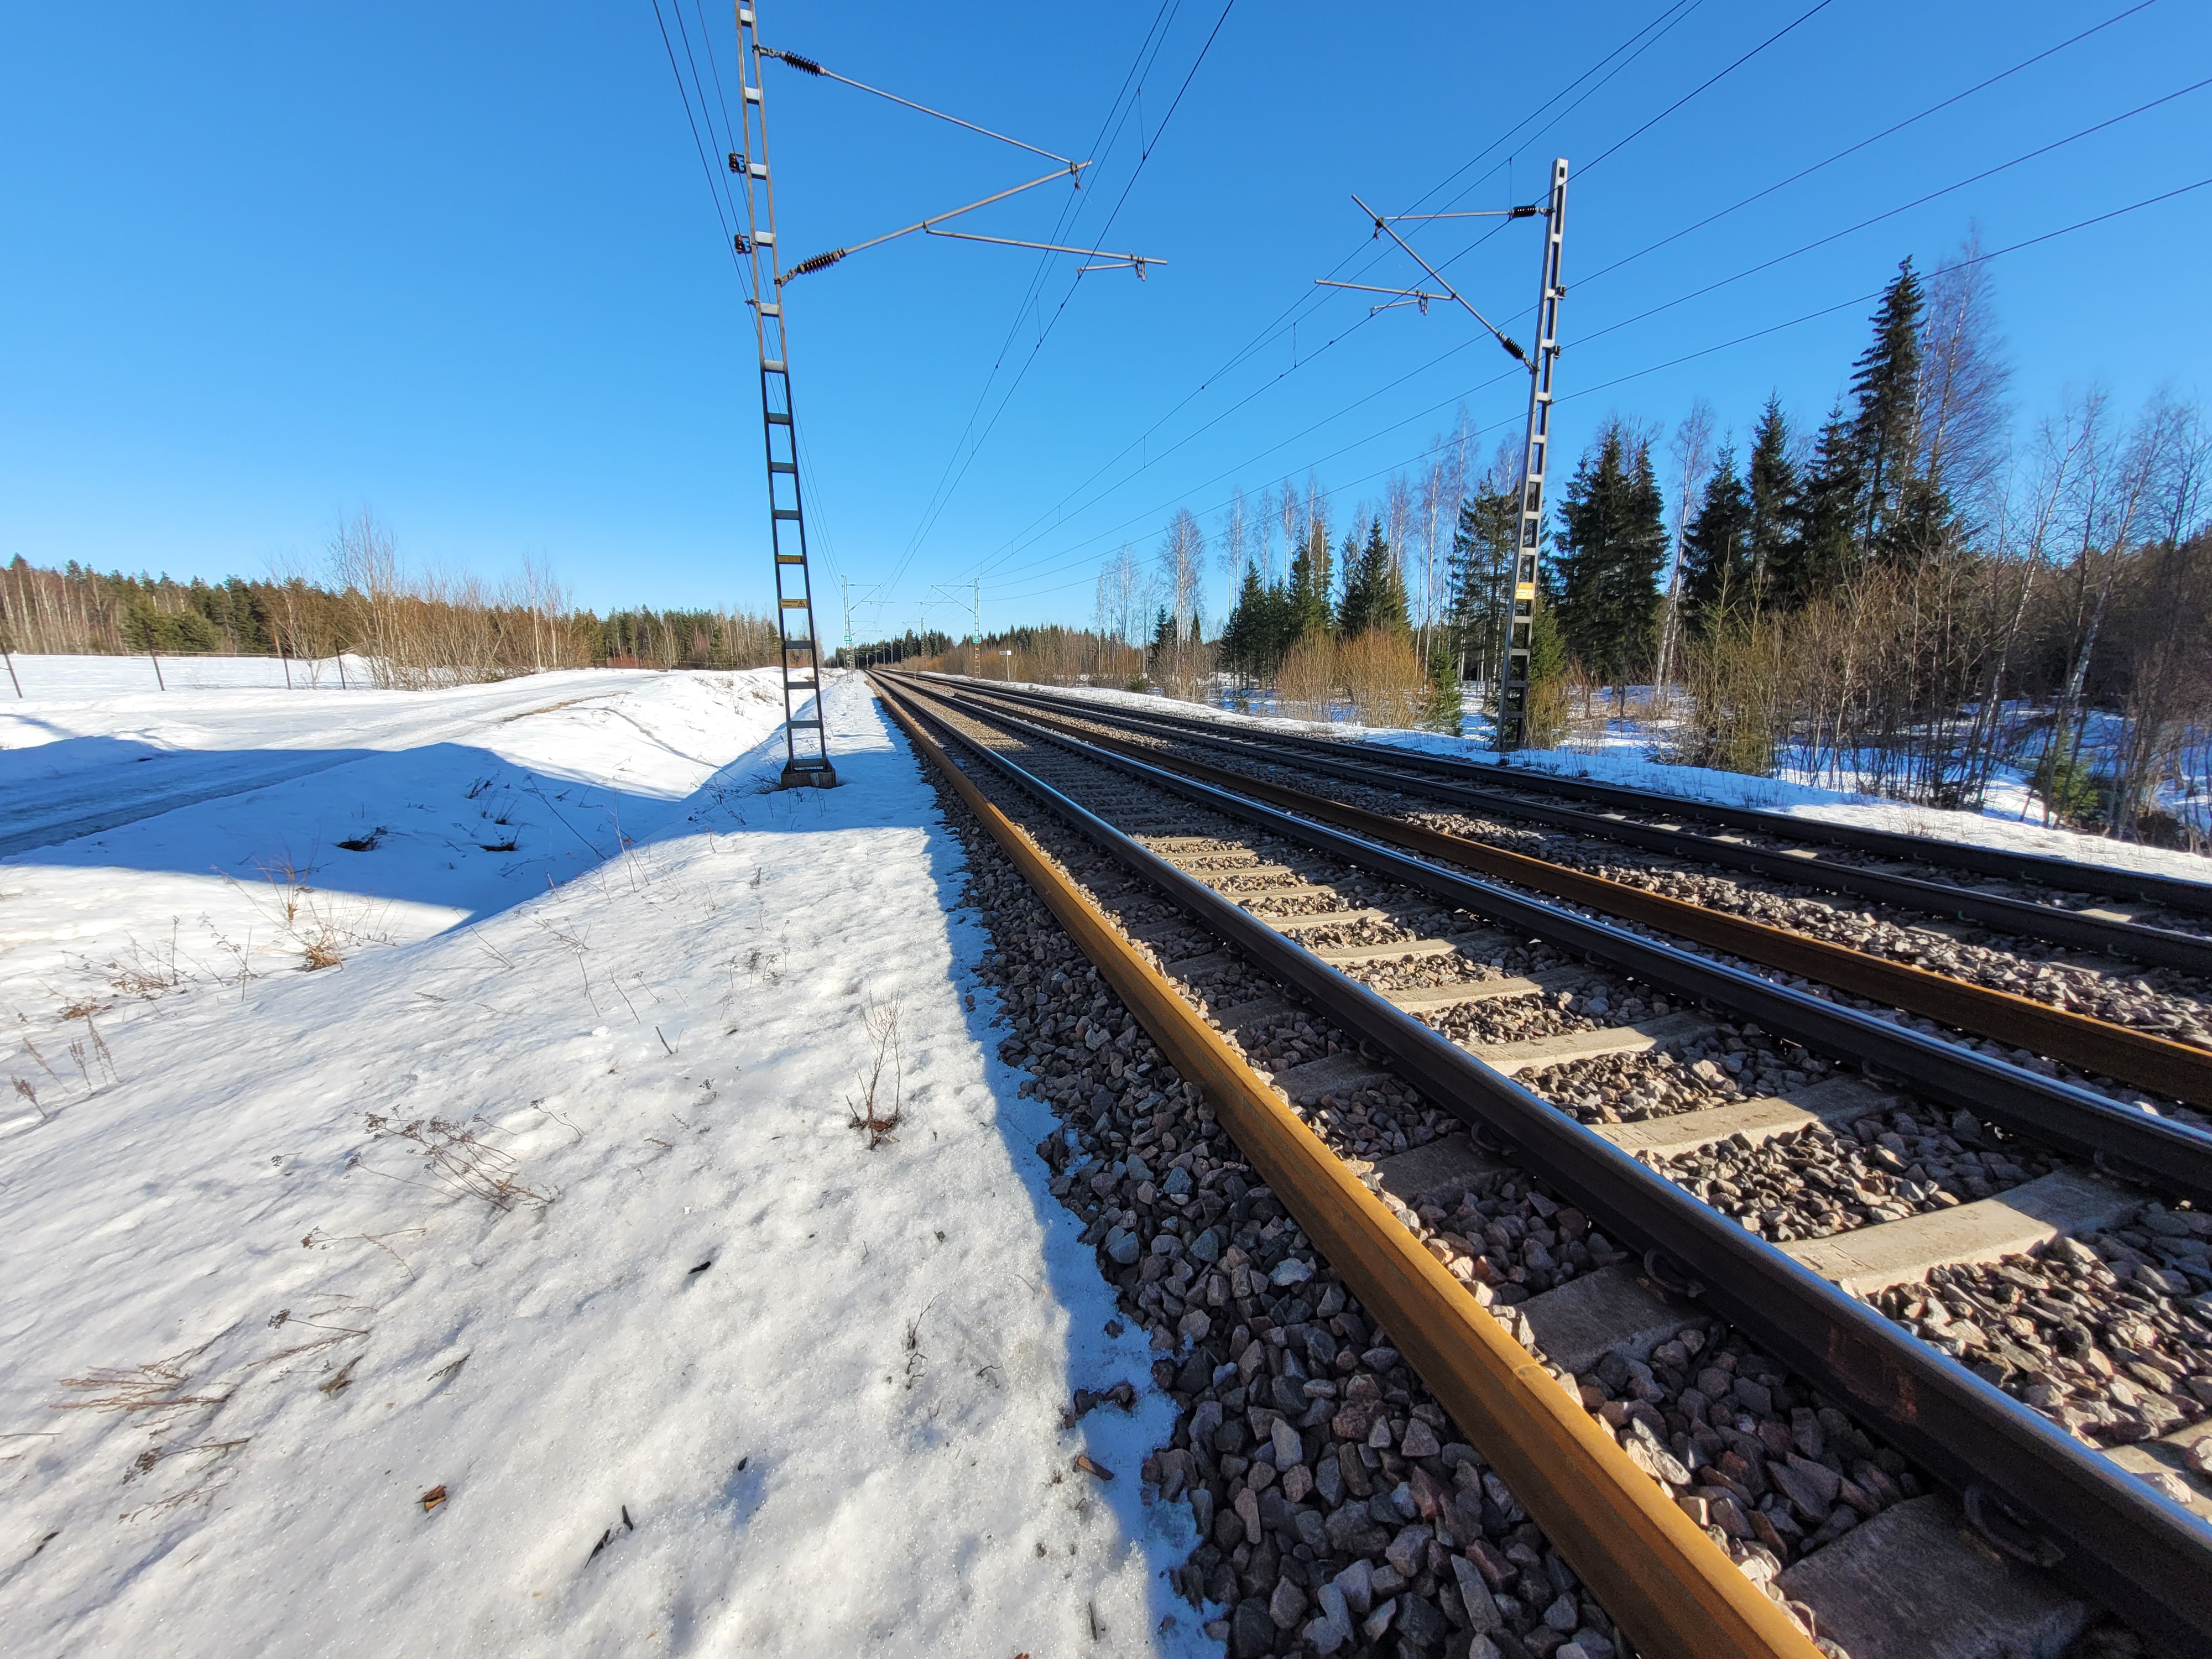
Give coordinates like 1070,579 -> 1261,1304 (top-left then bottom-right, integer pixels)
730,18 -> 1165,725
734,1 -> 836,788
1314,168 -> 1567,752
1313,278 -> 1450,315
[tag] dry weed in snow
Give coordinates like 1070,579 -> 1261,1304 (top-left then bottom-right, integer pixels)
50,1348 -> 231,1430
847,993 -> 905,1149
358,1115 -> 555,1211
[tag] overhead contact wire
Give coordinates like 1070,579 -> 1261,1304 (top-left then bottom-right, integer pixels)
890,0 -> 1238,586
982,176 -> 2211,602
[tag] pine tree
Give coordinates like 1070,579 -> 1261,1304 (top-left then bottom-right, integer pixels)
1553,427 -> 1666,689
1681,448 -> 1752,630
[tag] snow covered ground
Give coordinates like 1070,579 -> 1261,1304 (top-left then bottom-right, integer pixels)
2,649 -> 374,697
998,677 -> 2212,886
2,664 -> 1206,1657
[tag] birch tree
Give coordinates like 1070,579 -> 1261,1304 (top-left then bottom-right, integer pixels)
1653,399 -> 1716,707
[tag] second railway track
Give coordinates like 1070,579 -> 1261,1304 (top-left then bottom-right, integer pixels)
920,674 -> 2212,1118
943,675 -> 2212,947
872,669 -> 2212,1659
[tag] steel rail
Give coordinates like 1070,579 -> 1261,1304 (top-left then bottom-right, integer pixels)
923,677 -> 2212,975
885,672 -> 2212,1205
873,673 -> 2212,1659
928,679 -> 2212,1111
872,676 -> 1824,1659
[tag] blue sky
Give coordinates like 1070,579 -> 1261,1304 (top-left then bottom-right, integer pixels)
2,0 -> 2206,638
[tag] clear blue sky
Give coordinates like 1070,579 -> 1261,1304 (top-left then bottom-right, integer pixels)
2,1 -> 2206,638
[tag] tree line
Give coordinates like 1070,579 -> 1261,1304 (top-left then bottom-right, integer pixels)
838,627 -> 955,667
1542,249 -> 2208,841
0,512 -> 787,687
1084,239 -> 2208,843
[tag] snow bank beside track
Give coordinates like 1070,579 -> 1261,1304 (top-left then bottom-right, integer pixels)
1,672 -> 1203,1657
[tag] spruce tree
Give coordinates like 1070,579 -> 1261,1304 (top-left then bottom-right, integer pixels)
1554,427 -> 1666,690
1331,529 -> 1361,632
1681,448 -> 1752,630
1849,259 -> 1926,559
1424,641 -> 1463,735
1261,580 -> 1297,675
1447,484 -> 1516,684
1336,531 -> 1373,637
1286,524 -> 1333,640
1371,524 -> 1409,635
1777,399 -> 1861,608
1219,566 -> 1266,682
1744,396 -> 1797,612
1338,518 -> 1409,637
1521,599 -> 1569,748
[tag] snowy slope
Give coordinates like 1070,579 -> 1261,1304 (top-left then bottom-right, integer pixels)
1,670 -> 789,1024
1,668 -> 1206,1658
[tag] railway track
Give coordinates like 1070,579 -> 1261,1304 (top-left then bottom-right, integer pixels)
870,669 -> 2212,1659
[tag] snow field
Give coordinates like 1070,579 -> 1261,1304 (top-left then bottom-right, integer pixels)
0,651 -> 374,698
1,667 -> 1206,1657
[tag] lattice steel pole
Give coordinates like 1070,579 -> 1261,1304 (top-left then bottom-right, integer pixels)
733,0 -> 836,787
1497,158 -> 1568,754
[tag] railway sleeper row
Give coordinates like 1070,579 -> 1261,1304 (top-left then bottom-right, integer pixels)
1015,688 -> 2212,1045
876,673 -> 2212,1659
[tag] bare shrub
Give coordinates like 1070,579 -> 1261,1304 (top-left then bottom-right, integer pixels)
1676,619 -> 1788,776
846,994 -> 905,1149
1337,628 -> 1425,728
237,854 -> 390,971
1274,631 -> 1337,719
328,509 -> 599,688
359,1114 -> 555,1210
